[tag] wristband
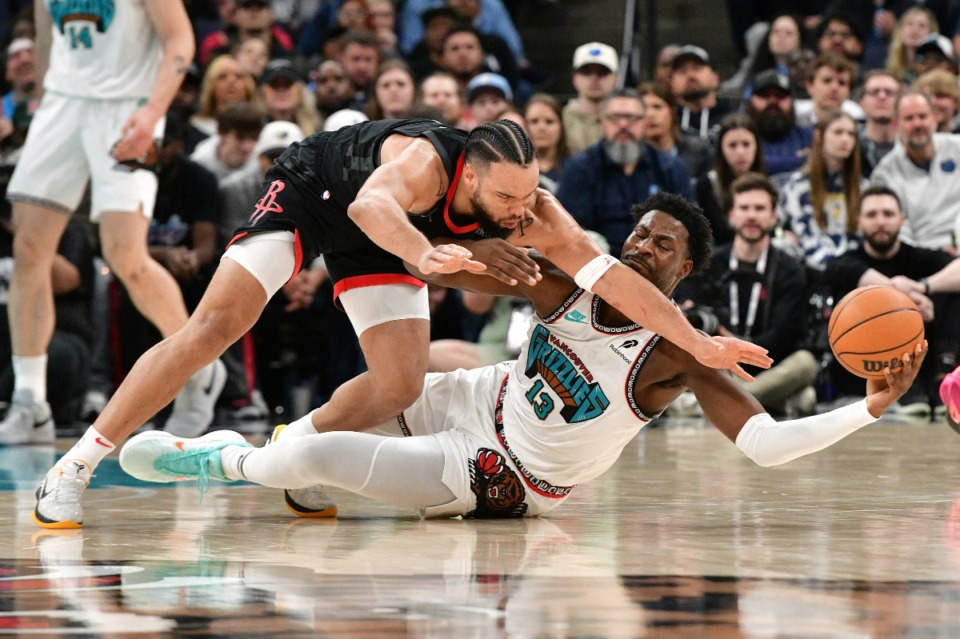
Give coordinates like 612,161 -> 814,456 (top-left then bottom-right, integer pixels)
921,277 -> 932,296
573,254 -> 618,293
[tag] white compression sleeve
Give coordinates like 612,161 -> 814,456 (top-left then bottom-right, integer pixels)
221,433 -> 456,509
735,399 -> 878,467
573,254 -> 618,293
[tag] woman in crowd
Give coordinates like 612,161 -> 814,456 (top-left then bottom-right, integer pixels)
523,93 -> 569,193
780,110 -> 866,272
638,82 -> 713,184
235,36 -> 270,81
744,14 -> 808,99
885,7 -> 938,83
191,55 -> 259,138
365,60 -> 417,120
695,113 -> 766,246
260,61 -> 321,135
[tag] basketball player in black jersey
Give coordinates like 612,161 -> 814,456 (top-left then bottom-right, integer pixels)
33,119 -> 772,529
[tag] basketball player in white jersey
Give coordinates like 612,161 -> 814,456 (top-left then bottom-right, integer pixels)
120,193 -> 926,518
1,1 -> 227,452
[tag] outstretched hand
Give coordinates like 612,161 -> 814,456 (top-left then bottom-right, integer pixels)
865,340 -> 928,417
417,244 -> 487,276
696,335 -> 773,382
466,239 -> 541,286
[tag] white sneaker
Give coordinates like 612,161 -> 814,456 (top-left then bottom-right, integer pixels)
0,389 -> 55,446
119,429 -> 250,484
32,459 -> 91,529
164,360 -> 227,438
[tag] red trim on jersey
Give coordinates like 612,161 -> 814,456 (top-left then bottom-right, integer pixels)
442,153 -> 479,235
287,229 -> 304,285
225,231 -> 249,251
332,273 -> 426,301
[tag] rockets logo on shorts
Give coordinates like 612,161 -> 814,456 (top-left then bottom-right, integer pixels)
251,180 -> 286,224
467,449 -> 527,518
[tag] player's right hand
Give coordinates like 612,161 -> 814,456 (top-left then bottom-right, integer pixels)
865,340 -> 927,417
462,239 -> 541,286
417,244 -> 487,276
696,336 -> 773,382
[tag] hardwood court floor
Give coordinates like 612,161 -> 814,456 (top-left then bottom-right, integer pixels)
1,417 -> 958,637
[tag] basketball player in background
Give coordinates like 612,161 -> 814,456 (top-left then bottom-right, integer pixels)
32,116 -> 774,529
2,0 -> 228,450
120,193 -> 926,519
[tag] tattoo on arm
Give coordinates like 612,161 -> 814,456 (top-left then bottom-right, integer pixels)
436,165 -> 445,197
173,55 -> 188,75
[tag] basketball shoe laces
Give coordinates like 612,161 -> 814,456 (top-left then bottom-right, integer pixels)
38,461 -> 90,520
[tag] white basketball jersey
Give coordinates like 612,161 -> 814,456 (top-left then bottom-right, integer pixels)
499,288 -> 662,491
44,0 -> 162,99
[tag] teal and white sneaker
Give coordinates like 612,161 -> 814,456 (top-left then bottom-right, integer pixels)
119,430 -> 251,490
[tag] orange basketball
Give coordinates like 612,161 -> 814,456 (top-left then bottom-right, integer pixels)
828,285 -> 925,379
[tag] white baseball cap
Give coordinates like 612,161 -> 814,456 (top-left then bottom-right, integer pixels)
572,42 -> 618,74
323,109 -> 369,132
254,121 -> 305,158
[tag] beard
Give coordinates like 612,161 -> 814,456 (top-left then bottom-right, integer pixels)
905,131 -> 932,152
735,224 -> 770,244
470,193 -> 514,240
603,140 -> 643,166
750,105 -> 795,139
865,230 -> 898,254
680,87 -> 710,103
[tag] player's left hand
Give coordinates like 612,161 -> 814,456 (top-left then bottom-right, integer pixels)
113,104 -> 162,162
696,335 -> 773,382
417,244 -> 487,276
865,340 -> 928,417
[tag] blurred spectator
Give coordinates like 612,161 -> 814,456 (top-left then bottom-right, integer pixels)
421,71 -> 473,128
445,0 -> 521,90
190,55 -> 259,138
234,35 -> 270,81
438,26 -> 491,92
190,102 -> 264,182
910,33 -> 957,78
872,90 -> 960,252
2,38 -> 37,123
795,52 -> 864,127
447,0 -> 525,64
407,6 -> 460,82
885,7 -> 938,83
556,89 -> 693,256
743,14 -> 809,100
780,110 -> 866,272
368,0 -> 400,58
653,43 -> 681,90
914,68 -> 960,133
814,10 -> 865,65
696,113 -> 767,246
669,45 -> 733,141
365,60 -> 417,120
524,93 -> 569,193
398,0 -> 521,59
562,42 -> 618,155
466,72 -> 512,125
823,184 -> 960,412
857,69 -> 901,177
638,82 -> 713,184
313,0 -> 372,61
259,58 -> 321,135
677,172 -> 817,416
745,69 -> 814,178
0,210 -> 94,426
337,28 -> 382,110
311,59 -> 355,124
199,0 -> 295,67
170,64 -> 205,153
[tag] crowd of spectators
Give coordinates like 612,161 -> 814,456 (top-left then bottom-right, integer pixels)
4,0 -> 960,429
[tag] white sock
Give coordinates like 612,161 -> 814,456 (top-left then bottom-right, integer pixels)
278,411 -> 319,439
189,361 -> 214,386
60,426 -> 116,470
13,355 -> 48,402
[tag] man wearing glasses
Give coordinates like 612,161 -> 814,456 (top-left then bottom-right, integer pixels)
557,88 -> 693,256
857,70 -> 901,177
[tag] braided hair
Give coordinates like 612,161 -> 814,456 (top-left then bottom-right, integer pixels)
464,119 -> 536,169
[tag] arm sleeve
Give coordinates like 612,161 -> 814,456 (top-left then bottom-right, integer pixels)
736,399 -> 878,467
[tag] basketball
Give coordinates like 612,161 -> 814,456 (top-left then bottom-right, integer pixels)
828,285 -> 925,379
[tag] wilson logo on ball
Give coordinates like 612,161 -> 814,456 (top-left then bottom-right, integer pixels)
862,357 -> 903,374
